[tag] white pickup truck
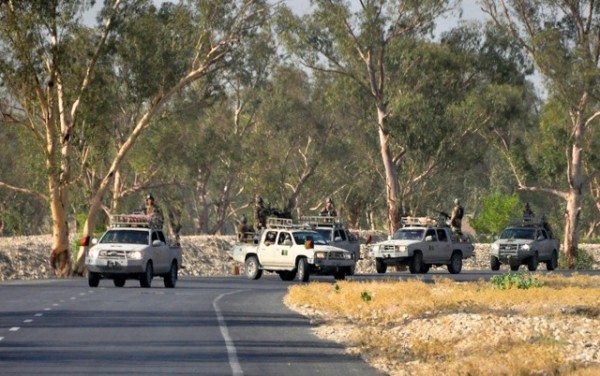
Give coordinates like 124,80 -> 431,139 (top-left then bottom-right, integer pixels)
232,218 -> 356,282
368,216 -> 474,274
85,214 -> 183,288
300,216 -> 361,273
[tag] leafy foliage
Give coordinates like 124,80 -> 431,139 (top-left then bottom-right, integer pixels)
558,249 -> 596,270
489,271 -> 544,290
470,193 -> 522,236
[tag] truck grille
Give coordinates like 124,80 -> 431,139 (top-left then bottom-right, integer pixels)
99,250 -> 126,259
382,245 -> 397,252
328,251 -> 346,260
499,244 -> 518,256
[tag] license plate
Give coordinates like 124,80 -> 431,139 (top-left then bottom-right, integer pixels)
106,260 -> 124,269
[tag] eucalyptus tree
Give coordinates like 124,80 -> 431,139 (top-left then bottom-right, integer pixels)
481,0 -> 600,266
275,0 -> 456,233
74,0 -> 269,273
0,0 -> 124,275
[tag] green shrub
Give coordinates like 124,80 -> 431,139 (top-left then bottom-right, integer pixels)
470,193 -> 522,236
558,248 -> 596,270
490,271 -> 544,290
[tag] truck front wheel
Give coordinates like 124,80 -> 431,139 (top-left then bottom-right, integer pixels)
140,261 -> 153,288
297,257 -> 310,282
546,251 -> 558,271
409,251 -> 424,274
490,256 -> 500,271
375,259 -> 387,274
88,271 -> 100,287
447,251 -> 463,274
245,256 -> 263,280
527,252 -> 539,271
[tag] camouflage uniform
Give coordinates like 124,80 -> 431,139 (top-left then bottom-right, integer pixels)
523,203 -> 534,222
145,194 -> 164,228
450,198 -> 464,234
254,195 -> 267,231
320,197 -> 337,217
237,214 -> 254,241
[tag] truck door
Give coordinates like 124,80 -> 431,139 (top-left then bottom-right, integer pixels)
151,231 -> 168,273
538,229 -> 550,259
423,229 -> 438,263
258,230 -> 278,264
436,229 -> 451,262
274,231 -> 294,267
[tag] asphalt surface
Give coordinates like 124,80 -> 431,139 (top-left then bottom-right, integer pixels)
0,275 -> 383,376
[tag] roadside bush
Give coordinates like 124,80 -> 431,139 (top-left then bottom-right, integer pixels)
558,248 -> 596,270
490,271 -> 544,290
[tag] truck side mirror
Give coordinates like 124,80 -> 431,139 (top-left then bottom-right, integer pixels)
425,235 -> 433,242
334,236 -> 342,242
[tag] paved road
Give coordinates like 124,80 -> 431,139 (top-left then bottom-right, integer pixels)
0,276 -> 383,376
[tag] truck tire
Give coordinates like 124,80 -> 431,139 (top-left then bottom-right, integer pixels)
527,252 -> 539,271
245,256 -> 263,280
297,257 -> 310,282
546,251 -> 558,271
140,261 -> 153,288
113,278 -> 126,287
164,261 -> 178,288
409,251 -> 424,274
333,270 -> 346,280
375,259 -> 387,274
490,256 -> 500,271
447,251 -> 463,274
88,271 -> 100,288
510,263 -> 520,271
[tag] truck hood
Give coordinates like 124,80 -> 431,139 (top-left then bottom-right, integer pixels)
373,239 -> 419,247
90,243 -> 148,252
494,239 -> 534,246
314,244 -> 351,253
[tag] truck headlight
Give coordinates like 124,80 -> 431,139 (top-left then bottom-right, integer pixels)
128,251 -> 144,260
520,244 -> 530,251
344,253 -> 353,260
491,243 -> 499,252
88,249 -> 99,258
314,251 -> 326,259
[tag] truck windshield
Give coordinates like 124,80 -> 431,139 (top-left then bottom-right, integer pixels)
392,229 -> 424,241
293,231 -> 328,246
100,230 -> 148,245
499,228 -> 536,240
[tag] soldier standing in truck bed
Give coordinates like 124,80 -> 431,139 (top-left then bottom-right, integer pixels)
254,195 -> 267,231
144,194 -> 164,228
449,198 -> 464,235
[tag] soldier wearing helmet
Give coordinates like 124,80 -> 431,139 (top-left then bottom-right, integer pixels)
144,194 -> 164,228
237,214 -> 254,241
449,198 -> 464,234
254,194 -> 267,231
320,197 -> 338,217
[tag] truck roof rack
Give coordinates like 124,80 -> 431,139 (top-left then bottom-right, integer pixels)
300,215 -> 343,227
110,214 -> 161,230
401,216 -> 449,228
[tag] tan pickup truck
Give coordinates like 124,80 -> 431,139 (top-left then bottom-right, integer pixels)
232,218 -> 356,282
85,215 -> 183,288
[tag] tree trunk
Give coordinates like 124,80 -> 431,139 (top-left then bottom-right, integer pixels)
377,106 -> 401,234
563,192 -> 580,268
49,179 -> 71,277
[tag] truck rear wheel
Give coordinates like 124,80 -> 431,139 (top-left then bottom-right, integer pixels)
297,257 -> 310,282
375,259 -> 387,274
140,261 -> 153,288
447,251 -> 462,274
164,261 -> 178,288
245,256 -> 263,280
88,271 -> 100,287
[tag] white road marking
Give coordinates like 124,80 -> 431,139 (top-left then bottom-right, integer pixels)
23,319 -> 33,323
70,297 -> 76,300
213,290 -> 245,376
52,303 -> 59,306
0,337 -> 4,341
44,308 -> 51,311
35,313 -> 43,317
9,327 -> 19,332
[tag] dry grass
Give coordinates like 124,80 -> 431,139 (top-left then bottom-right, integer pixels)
284,274 -> 600,376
